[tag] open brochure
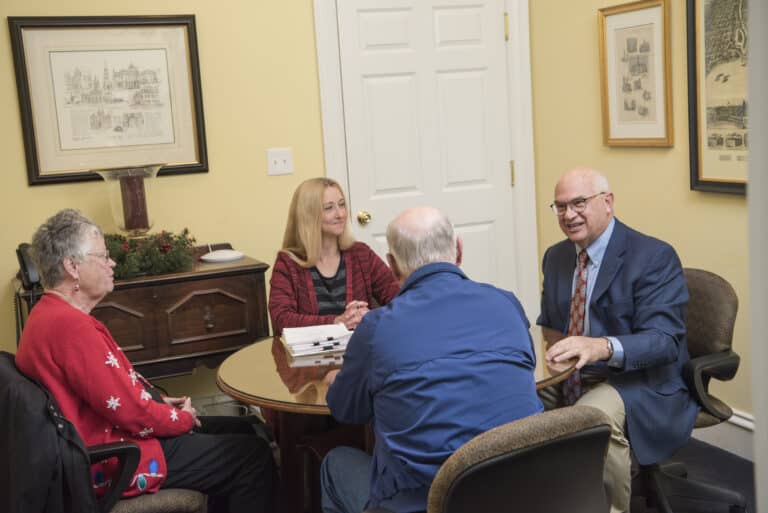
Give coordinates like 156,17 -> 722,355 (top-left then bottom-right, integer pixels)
281,323 -> 352,357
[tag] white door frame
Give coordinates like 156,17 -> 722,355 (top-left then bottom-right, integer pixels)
313,0 -> 542,322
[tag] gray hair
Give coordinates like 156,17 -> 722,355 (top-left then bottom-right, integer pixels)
31,209 -> 102,288
386,207 -> 456,277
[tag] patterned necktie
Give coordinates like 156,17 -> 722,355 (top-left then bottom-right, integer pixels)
564,249 -> 589,405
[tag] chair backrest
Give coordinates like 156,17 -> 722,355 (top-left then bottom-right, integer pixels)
427,405 -> 611,513
0,351 -> 99,513
683,268 -> 738,358
0,351 -> 205,513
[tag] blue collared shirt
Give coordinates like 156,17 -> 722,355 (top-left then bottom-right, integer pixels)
572,218 -> 625,367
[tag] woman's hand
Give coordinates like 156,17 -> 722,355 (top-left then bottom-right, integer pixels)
162,395 -> 187,407
334,300 -> 369,330
165,396 -> 202,427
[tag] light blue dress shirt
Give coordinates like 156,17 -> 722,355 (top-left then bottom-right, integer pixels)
572,218 -> 625,367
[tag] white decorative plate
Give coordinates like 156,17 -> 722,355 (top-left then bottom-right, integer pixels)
200,249 -> 245,263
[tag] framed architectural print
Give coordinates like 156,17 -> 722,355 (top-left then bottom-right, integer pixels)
8,15 -> 208,185
598,0 -> 673,146
687,0 -> 748,195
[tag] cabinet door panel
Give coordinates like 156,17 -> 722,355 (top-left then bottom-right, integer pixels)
157,275 -> 260,356
92,290 -> 158,363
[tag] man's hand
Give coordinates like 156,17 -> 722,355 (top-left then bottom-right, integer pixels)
334,300 -> 370,330
545,336 -> 611,369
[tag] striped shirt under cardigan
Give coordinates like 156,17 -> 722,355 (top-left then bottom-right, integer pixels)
269,242 -> 400,335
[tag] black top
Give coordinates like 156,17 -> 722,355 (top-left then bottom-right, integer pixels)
310,255 -> 347,316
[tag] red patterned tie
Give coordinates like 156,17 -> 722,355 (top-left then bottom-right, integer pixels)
564,249 -> 589,405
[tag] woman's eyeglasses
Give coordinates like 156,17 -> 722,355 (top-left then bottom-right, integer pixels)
86,251 -> 111,263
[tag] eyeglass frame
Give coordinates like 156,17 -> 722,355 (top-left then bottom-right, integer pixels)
85,251 -> 112,263
549,192 -> 608,216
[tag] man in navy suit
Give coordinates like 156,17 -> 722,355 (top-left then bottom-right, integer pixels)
538,168 -> 698,513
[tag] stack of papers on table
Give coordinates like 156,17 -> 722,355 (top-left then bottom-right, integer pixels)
281,323 -> 352,357
288,352 -> 345,368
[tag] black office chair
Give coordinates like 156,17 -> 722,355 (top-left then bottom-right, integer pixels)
0,351 -> 205,513
632,268 -> 747,513
366,405 -> 611,513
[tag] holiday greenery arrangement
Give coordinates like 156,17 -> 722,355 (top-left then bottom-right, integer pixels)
105,229 -> 197,280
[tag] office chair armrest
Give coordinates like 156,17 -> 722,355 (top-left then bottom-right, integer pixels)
88,442 -> 141,513
683,350 -> 740,421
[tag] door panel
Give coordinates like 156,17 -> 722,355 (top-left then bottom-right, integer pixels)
337,0 -> 517,290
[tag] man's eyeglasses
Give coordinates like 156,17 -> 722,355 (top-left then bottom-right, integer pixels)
550,192 -> 607,216
86,251 -> 111,263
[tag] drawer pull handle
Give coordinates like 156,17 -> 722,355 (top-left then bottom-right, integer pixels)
203,306 -> 215,331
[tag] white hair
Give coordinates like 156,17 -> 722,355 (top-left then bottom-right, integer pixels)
386,207 -> 456,277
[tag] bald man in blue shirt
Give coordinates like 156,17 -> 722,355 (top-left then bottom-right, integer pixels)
320,206 -> 543,513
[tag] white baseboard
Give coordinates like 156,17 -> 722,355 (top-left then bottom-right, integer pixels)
691,408 -> 754,461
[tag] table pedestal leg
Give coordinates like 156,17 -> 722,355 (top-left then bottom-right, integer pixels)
272,411 -> 368,513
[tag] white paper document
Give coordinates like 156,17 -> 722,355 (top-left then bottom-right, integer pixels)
281,323 -> 352,357
282,323 -> 352,346
288,352 -> 344,368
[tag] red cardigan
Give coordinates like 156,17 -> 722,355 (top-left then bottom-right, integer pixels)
269,242 -> 399,334
16,294 -> 194,497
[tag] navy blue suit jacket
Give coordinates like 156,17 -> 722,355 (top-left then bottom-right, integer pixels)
537,219 -> 698,464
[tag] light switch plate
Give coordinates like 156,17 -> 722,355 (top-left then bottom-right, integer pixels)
267,147 -> 293,175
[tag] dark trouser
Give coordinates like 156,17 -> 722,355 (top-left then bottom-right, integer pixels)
160,415 -> 274,513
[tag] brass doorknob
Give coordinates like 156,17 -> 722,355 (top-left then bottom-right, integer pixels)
357,211 -> 372,226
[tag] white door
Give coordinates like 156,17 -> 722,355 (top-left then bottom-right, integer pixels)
315,0 -> 540,315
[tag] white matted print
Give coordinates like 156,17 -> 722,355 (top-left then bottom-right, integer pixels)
599,0 -> 672,146
8,16 -> 208,185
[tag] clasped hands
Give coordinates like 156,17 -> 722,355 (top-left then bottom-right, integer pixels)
164,396 -> 202,427
334,300 -> 369,330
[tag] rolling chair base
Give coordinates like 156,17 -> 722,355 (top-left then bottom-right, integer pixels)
633,463 -> 747,513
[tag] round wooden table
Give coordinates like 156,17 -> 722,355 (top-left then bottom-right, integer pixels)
217,336 -> 576,414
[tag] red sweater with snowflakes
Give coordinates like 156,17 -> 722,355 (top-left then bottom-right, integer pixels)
16,294 -> 194,497
268,242 -> 400,334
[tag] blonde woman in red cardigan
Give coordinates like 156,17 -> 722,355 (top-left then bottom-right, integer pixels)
16,209 -> 273,513
269,178 -> 399,335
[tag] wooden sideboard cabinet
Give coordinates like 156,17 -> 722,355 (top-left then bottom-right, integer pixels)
16,256 -> 270,380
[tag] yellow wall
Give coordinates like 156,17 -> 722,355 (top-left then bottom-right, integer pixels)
0,1 -> 753,416
0,2 -> 322,350
530,1 -> 751,413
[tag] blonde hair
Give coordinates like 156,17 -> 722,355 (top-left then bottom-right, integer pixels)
280,177 -> 355,267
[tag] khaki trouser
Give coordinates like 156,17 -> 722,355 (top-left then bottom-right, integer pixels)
539,382 -> 631,513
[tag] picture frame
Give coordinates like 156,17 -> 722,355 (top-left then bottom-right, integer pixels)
687,0 -> 748,195
8,15 -> 208,186
598,0 -> 673,147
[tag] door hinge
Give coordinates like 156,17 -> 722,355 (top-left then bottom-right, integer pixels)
510,160 -> 515,187
504,11 -> 509,42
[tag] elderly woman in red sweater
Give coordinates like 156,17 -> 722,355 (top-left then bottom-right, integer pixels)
16,209 -> 273,513
269,178 -> 399,334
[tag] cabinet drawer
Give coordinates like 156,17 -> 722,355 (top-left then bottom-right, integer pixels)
157,274 -> 263,356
